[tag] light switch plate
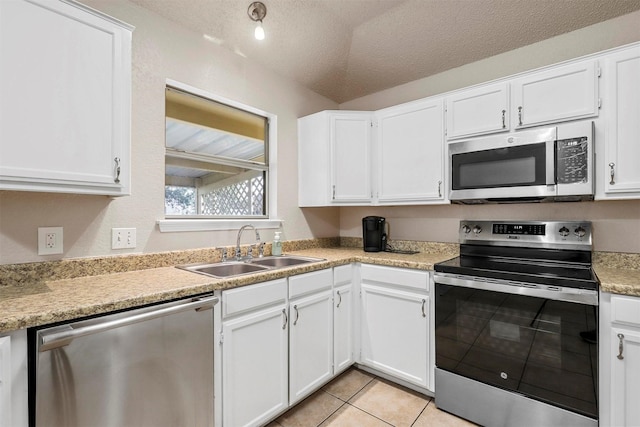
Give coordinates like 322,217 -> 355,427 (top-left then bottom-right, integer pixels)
38,227 -> 63,255
112,228 -> 136,249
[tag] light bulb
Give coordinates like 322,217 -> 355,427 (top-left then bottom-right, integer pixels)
254,20 -> 265,40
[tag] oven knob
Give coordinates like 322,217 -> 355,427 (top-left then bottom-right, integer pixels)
559,226 -> 570,237
472,225 -> 482,235
574,226 -> 587,237
462,225 -> 471,234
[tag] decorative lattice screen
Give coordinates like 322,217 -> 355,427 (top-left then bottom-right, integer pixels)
201,176 -> 264,216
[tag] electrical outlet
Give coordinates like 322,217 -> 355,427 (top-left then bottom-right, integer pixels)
38,227 -> 63,255
112,228 -> 136,249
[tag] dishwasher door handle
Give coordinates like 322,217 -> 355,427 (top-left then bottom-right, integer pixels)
39,295 -> 219,352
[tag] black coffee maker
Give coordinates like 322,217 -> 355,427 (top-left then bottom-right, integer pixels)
362,216 -> 387,252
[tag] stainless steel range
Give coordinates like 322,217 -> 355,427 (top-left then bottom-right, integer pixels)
434,220 -> 598,427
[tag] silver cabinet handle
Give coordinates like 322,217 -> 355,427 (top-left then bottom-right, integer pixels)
421,299 -> 426,318
332,185 -> 336,200
501,109 -> 506,129
437,180 -> 442,198
282,308 -> 288,330
114,157 -> 121,183
39,295 -> 219,352
293,305 -> 299,326
336,290 -> 342,308
609,162 -> 616,185
517,106 -> 523,126
617,333 -> 625,360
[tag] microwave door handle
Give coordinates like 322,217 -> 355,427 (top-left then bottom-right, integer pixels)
546,139 -> 556,185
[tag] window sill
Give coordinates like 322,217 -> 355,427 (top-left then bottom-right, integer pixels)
157,218 -> 283,233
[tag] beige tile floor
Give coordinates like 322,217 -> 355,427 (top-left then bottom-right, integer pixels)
267,368 -> 478,427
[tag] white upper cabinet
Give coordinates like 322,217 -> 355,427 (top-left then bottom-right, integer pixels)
446,82 -> 509,139
446,60 -> 599,140
598,46 -> 640,199
376,98 -> 446,204
511,59 -> 599,129
298,111 -> 372,206
0,0 -> 132,196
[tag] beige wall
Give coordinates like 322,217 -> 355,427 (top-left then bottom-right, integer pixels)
337,10 -> 640,254
0,0 -> 339,265
2,5 -> 640,265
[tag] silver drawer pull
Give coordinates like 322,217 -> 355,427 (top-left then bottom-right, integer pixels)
617,333 -> 625,360
609,162 -> 616,185
336,290 -> 342,308
114,157 -> 121,183
517,106 -> 523,126
282,308 -> 288,330
293,305 -> 299,326
501,109 -> 506,129
421,299 -> 426,318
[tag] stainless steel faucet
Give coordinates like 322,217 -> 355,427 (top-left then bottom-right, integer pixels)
235,225 -> 261,261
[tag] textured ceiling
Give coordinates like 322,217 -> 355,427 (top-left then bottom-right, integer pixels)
129,0 -> 640,103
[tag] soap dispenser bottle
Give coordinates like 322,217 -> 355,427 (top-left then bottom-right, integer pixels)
272,232 -> 282,256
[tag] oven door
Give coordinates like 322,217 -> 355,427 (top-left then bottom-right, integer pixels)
435,275 -> 598,422
449,126 -> 556,201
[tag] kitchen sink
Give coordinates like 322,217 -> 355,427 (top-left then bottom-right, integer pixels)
250,255 -> 323,268
177,255 -> 325,278
178,261 -> 270,278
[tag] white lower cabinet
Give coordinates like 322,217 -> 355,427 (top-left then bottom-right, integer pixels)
0,330 -> 28,427
221,279 -> 289,427
334,265 -> 355,373
359,264 -> 430,389
288,270 -> 334,405
601,292 -> 640,427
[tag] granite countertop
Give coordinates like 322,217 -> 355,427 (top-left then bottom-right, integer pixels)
0,246 -> 456,333
1,243 -> 639,334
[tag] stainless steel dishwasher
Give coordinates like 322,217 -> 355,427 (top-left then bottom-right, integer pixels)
28,294 -> 218,427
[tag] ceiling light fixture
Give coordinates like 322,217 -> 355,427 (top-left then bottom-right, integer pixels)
247,1 -> 267,40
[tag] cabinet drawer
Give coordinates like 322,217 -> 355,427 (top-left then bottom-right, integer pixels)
360,264 -> 428,291
612,295 -> 640,326
289,269 -> 332,299
334,264 -> 353,286
222,278 -> 287,318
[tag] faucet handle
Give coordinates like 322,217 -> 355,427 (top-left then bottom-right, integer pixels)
258,242 -> 265,258
235,246 -> 242,261
218,247 -> 227,262
248,245 -> 254,259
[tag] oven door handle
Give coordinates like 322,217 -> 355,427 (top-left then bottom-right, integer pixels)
434,273 -> 598,306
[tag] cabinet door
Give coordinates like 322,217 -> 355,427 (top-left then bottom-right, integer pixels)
289,289 -> 334,405
0,0 -> 131,196
511,60 -> 599,128
446,82 -> 509,139
334,283 -> 354,374
377,99 -> 445,203
360,284 -> 429,388
601,47 -> 640,198
610,327 -> 640,427
0,336 -> 10,427
331,113 -> 372,203
222,305 -> 289,427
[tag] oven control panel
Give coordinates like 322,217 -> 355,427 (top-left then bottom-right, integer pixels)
459,220 -> 592,249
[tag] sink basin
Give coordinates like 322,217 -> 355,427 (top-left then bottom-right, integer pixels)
177,255 -> 325,278
178,262 -> 269,278
250,255 -> 324,268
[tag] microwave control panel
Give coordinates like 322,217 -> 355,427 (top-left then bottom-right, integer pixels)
556,137 -> 588,184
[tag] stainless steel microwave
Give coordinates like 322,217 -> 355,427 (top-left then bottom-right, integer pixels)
449,120 -> 594,203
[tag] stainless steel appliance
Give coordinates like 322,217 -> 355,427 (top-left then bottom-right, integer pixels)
28,294 -> 218,427
362,216 -> 387,252
434,221 -> 598,427
449,120 -> 594,203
